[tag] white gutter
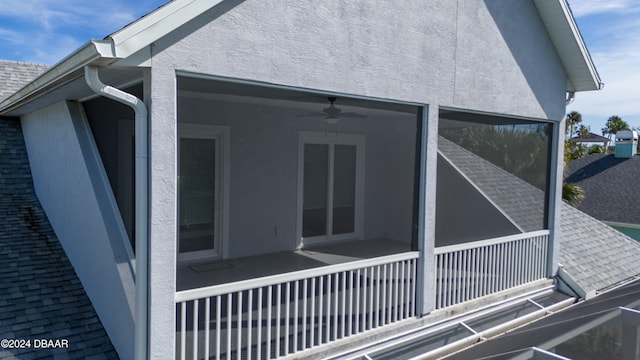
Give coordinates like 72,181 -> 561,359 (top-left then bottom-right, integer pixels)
0,40 -> 116,115
84,65 -> 149,360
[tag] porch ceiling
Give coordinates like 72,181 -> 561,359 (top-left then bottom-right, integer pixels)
177,74 -> 419,117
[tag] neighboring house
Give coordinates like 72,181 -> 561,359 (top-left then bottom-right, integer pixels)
1,1 -> 639,359
566,153 -> 640,240
568,131 -> 610,149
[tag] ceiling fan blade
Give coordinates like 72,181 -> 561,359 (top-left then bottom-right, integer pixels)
296,112 -> 326,117
339,112 -> 367,118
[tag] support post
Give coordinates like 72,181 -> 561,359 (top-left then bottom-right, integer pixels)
546,119 -> 565,277
416,104 -> 438,315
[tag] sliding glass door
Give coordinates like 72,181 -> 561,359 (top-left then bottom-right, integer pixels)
298,132 -> 365,246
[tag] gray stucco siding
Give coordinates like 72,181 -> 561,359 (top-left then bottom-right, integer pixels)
152,0 -> 566,121
20,101 -> 135,359
454,1 -> 567,120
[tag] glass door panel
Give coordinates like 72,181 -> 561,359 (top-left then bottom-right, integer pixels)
302,144 -> 329,237
179,137 -> 216,253
332,144 -> 356,235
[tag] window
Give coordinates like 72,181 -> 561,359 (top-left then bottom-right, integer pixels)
297,132 -> 365,247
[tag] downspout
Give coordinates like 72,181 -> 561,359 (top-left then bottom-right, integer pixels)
84,65 -> 149,360
566,91 -> 575,105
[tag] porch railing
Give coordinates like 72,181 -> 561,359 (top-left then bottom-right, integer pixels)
434,230 -> 549,310
175,251 -> 419,360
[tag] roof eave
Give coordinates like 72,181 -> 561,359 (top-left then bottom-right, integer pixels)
0,40 -> 117,116
533,0 -> 604,92
107,0 -> 225,59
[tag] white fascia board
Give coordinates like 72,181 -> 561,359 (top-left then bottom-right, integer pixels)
533,0 -> 603,92
107,0 -> 225,59
0,40 -> 116,115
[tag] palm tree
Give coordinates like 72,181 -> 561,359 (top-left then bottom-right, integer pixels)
577,124 -> 590,138
563,182 -> 585,206
602,115 -> 629,142
565,111 -> 582,139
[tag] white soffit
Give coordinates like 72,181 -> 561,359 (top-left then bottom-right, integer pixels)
533,0 -> 603,92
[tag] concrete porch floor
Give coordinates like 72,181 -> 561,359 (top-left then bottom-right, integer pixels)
177,238 -> 412,291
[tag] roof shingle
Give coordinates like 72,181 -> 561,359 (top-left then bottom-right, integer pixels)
0,117 -> 117,359
439,136 -> 640,293
0,60 -> 49,102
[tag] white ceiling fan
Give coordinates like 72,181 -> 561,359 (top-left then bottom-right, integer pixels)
298,96 -> 366,123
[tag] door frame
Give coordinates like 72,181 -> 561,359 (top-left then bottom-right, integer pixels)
177,123 -> 230,263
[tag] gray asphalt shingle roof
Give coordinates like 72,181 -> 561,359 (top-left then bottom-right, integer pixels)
566,153 -> 640,224
439,136 -> 640,293
0,118 -> 117,359
0,60 -> 49,102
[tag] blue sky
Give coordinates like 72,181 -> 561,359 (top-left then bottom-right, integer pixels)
0,0 -> 638,134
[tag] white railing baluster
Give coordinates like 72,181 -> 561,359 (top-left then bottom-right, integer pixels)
180,302 -> 186,360
311,277 -> 316,348
284,282 -> 290,356
433,230 -> 550,310
336,273 -> 342,340
302,279 -> 307,350
399,261 -> 405,319
248,290 -> 252,360
193,299 -> 199,360
175,252 -> 420,359
326,275 -> 331,343
226,293 -> 232,360
375,265 -> 380,328
347,270 -> 353,336
216,295 -> 221,360
382,264 -> 387,326
267,286 -> 272,360
276,283 -> 281,357
355,269 -> 361,334
341,272 -> 346,338
317,276 -> 323,346
237,291 -> 242,360
293,280 -> 299,353
257,288 -> 262,360
205,297 -> 210,360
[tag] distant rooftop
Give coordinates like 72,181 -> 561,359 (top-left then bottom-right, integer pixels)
566,154 -> 640,225
0,60 -> 49,102
568,132 -> 610,144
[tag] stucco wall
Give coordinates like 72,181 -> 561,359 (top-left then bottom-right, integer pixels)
152,0 -> 567,121
20,101 -> 135,359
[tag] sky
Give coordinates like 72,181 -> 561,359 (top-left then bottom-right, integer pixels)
0,0 -> 638,134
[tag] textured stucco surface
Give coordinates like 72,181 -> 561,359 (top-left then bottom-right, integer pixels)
152,0 -> 567,120
20,101 -> 135,359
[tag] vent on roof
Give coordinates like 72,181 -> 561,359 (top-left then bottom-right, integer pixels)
614,130 -> 638,159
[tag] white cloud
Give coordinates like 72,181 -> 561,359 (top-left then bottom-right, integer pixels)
568,0 -> 640,17
0,0 -> 165,63
567,0 -> 640,129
